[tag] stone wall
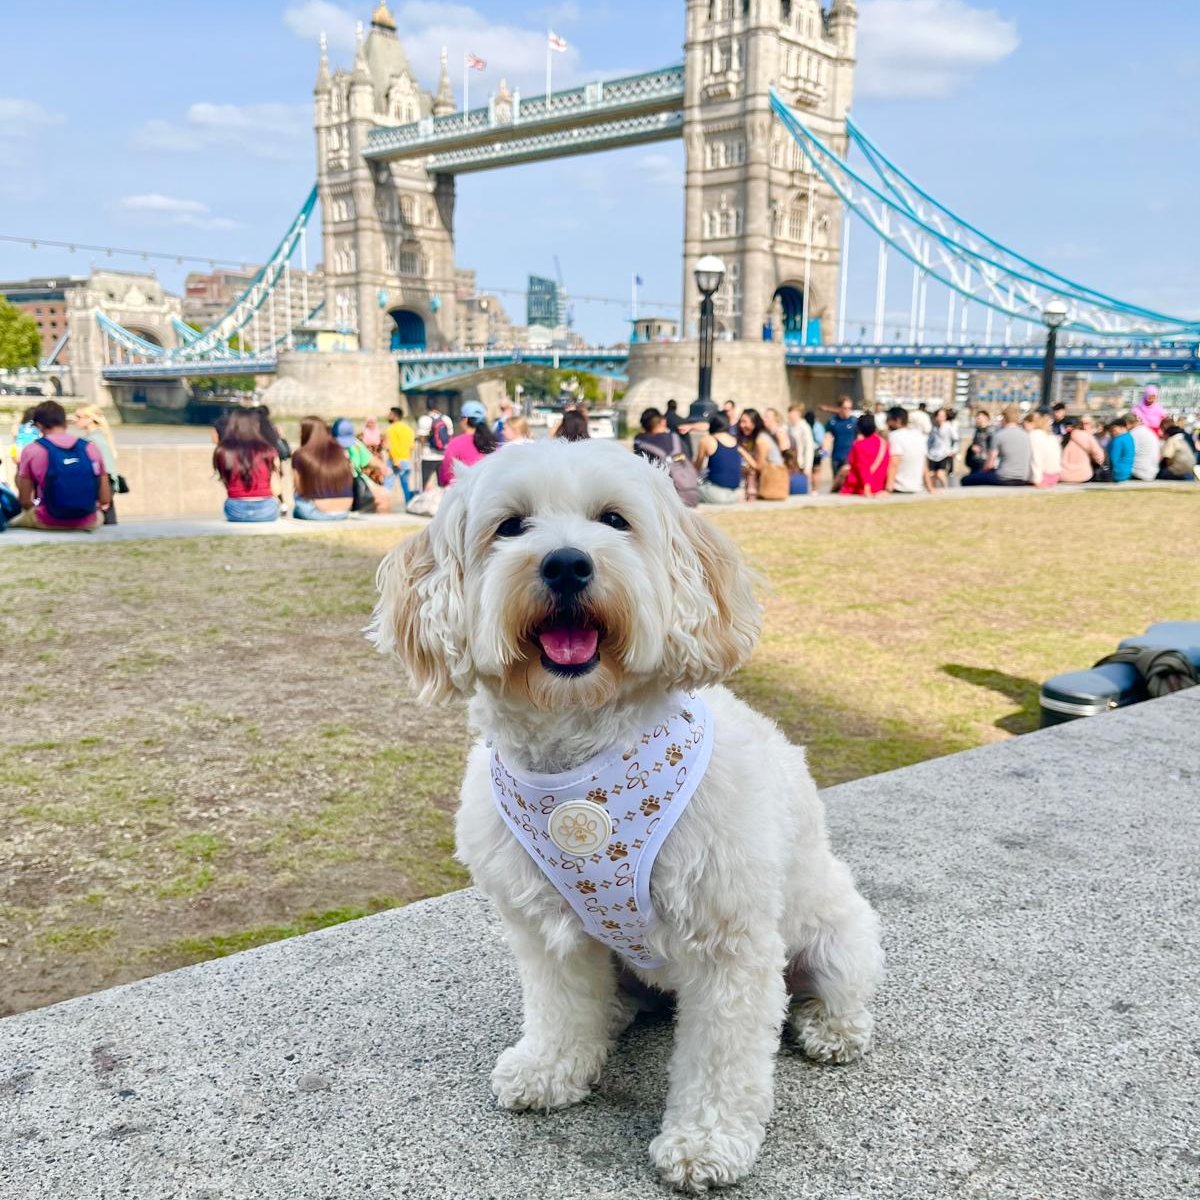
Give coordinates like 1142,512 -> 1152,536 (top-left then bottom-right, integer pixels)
263,351 -> 401,419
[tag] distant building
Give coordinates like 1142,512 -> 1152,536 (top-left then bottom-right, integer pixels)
453,269 -> 513,348
632,316 -> 678,343
0,276 -> 84,363
527,275 -> 563,329
182,266 -> 323,347
875,367 -> 956,409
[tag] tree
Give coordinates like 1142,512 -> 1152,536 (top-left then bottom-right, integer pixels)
511,367 -> 606,406
0,299 -> 42,369
184,321 -> 257,394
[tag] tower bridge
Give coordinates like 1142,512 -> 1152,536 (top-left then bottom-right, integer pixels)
83,0 -> 1198,419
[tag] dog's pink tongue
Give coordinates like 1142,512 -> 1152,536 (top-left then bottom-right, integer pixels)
539,626 -> 599,666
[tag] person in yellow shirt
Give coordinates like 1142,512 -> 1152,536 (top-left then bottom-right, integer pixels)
385,406 -> 416,503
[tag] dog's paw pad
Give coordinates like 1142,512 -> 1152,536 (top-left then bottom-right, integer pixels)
790,999 -> 874,1064
490,1046 -> 594,1112
650,1126 -> 762,1193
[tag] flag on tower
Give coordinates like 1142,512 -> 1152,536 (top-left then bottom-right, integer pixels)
466,53 -> 486,70
548,31 -> 568,52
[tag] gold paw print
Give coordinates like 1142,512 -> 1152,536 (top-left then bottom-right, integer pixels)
601,920 -> 620,930
575,880 -> 596,895
561,812 -> 599,847
664,744 -> 683,766
606,842 -> 628,861
628,944 -> 645,952
640,795 -> 661,816
586,788 -> 608,806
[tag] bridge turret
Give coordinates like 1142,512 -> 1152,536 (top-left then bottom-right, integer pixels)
314,32 -> 331,96
828,0 -> 858,64
433,46 -> 456,117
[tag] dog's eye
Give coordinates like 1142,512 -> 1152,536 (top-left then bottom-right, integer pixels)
496,516 -> 527,538
598,510 -> 630,532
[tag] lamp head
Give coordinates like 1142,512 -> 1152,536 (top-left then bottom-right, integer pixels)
1042,300 -> 1069,330
694,255 -> 727,297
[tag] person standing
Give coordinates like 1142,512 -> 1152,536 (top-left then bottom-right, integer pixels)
1129,412 -> 1161,481
926,408 -> 959,488
965,410 -> 994,475
385,406 -> 415,504
72,405 -> 121,525
823,395 -> 859,483
10,400 -> 110,531
909,402 -> 933,437
665,399 -> 695,459
788,405 -> 815,478
421,403 -> 452,487
961,406 -> 1032,486
885,407 -> 931,495
439,399 -> 499,486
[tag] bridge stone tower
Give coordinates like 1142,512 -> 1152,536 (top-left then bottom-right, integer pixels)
681,0 -> 856,341
313,2 -> 458,355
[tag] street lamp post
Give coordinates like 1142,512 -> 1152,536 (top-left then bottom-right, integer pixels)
694,255 -> 726,414
1040,299 -> 1069,412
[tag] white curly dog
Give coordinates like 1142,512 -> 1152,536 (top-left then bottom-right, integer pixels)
372,438 -> 883,1192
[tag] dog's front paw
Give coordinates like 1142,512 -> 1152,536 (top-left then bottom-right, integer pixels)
650,1122 -> 764,1193
790,998 -> 874,1063
490,1042 -> 598,1112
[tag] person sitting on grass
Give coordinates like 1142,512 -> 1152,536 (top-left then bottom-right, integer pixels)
333,417 -> 391,512
439,400 -> 499,486
291,417 -> 354,521
10,400 -> 111,532
1158,422 -> 1198,481
1105,416 -> 1135,483
836,413 -> 890,497
1059,415 -> 1106,484
1028,410 -> 1062,488
692,413 -> 743,504
213,409 -> 280,523
961,406 -> 1032,487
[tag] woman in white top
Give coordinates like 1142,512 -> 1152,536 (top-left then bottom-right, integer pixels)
1028,410 -> 1062,487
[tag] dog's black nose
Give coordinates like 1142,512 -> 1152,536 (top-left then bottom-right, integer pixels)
540,546 -> 594,596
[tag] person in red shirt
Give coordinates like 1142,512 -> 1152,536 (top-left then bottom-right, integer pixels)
11,400 -> 111,532
837,414 -> 891,497
438,400 -> 499,486
213,410 -> 280,522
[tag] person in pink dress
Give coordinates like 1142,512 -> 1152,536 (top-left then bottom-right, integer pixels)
438,400 -> 500,486
838,414 -> 891,496
1133,385 -> 1166,437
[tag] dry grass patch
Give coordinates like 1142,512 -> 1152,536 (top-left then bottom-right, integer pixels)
1,490 -> 1195,1013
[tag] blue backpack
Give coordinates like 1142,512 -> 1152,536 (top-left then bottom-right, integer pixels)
37,436 -> 99,520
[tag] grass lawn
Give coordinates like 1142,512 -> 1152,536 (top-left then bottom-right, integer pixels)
1,489 -> 1196,1014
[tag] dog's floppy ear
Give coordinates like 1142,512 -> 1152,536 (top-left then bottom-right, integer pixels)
369,484 -> 474,702
663,509 -> 761,690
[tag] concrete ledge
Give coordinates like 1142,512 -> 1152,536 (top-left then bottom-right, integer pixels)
2,690 -> 1197,1199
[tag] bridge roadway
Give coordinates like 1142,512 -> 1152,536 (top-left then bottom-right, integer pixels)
363,65 -> 685,172
98,341 -> 1200,389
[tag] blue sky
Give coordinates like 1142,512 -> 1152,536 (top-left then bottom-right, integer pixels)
2,1 -> 1198,343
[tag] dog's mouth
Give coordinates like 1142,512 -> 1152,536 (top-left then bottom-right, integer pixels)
535,617 -> 601,677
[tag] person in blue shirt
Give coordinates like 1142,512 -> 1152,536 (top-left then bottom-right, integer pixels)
1106,416 -> 1135,482
823,395 -> 859,480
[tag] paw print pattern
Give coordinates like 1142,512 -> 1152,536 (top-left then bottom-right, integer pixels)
575,880 -> 596,895
665,744 -> 683,767
606,841 -> 628,861
640,795 -> 661,816
601,920 -> 621,930
586,788 -> 608,806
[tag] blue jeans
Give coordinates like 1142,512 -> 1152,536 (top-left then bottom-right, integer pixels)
386,461 -> 414,504
293,497 -> 350,521
224,497 -> 279,523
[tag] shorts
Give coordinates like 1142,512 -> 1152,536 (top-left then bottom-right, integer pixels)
928,457 -> 953,474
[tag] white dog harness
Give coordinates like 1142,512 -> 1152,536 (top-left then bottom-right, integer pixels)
490,695 -> 713,969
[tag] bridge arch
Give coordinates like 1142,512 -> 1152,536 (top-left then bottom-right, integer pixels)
123,326 -> 164,348
389,308 -> 427,352
773,284 -> 806,343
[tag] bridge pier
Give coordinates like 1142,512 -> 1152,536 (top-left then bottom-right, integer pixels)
262,350 -> 401,420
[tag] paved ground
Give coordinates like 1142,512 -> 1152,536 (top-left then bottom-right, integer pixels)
1,688 -> 1196,1200
0,480 -> 1187,547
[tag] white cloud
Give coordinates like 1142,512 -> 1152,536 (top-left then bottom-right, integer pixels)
857,0 -> 1019,100
118,193 -> 240,231
284,1 -> 585,98
283,0 -> 359,52
133,102 -> 309,160
0,97 -> 65,131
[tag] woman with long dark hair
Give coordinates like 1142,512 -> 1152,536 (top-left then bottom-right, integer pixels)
554,409 -> 590,442
438,400 -> 500,486
737,407 -> 785,500
213,409 -> 279,522
291,417 -> 355,520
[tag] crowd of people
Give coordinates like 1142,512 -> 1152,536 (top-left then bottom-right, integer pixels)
4,384 -> 1195,533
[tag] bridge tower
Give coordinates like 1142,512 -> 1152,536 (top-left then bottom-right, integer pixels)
681,0 -> 856,341
314,2 -> 458,355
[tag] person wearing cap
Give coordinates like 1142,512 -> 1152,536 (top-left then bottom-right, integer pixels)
438,400 -> 500,487
332,417 -> 391,511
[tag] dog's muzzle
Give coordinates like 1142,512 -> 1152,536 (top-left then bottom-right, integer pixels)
539,546 -> 594,598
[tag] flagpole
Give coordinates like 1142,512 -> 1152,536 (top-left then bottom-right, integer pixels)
546,32 -> 552,99
631,272 -> 638,323
463,55 -> 468,113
